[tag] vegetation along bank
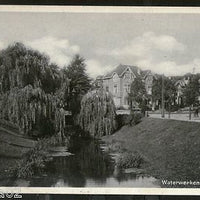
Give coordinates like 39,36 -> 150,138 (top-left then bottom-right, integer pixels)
102,117 -> 200,182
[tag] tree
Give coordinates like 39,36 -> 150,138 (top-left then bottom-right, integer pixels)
152,76 -> 176,114
64,55 -> 91,116
0,42 -> 61,94
77,88 -> 117,137
165,78 -> 176,118
152,77 -> 162,108
128,77 -> 147,115
183,75 -> 200,120
0,42 -> 67,141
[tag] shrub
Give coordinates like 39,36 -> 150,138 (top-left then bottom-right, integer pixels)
13,135 -> 69,178
129,112 -> 143,126
116,114 -> 131,129
116,152 -> 144,169
106,140 -> 126,153
116,112 -> 143,129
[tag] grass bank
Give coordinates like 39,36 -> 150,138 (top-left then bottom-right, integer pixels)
102,118 -> 200,181
0,120 -> 37,179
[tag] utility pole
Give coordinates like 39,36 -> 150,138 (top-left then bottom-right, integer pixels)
161,74 -> 165,118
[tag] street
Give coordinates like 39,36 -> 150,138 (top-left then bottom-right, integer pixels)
148,112 -> 200,122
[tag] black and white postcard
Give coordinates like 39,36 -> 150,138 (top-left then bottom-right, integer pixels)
0,6 -> 200,195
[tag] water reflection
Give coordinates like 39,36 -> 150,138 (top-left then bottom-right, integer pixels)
3,137 -> 160,187
47,138 -> 115,187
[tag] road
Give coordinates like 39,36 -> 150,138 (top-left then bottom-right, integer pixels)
148,112 -> 200,122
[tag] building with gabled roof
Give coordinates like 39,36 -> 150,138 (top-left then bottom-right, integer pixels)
96,64 -> 156,109
103,64 -> 141,79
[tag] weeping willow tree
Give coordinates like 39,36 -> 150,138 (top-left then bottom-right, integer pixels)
77,88 -> 117,137
0,42 -> 69,140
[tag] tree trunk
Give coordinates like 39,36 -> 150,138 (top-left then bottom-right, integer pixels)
189,105 -> 192,120
168,103 -> 171,119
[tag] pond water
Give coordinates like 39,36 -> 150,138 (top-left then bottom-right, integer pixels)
4,137 -> 160,187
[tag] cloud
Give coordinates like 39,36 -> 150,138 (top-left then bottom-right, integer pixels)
96,32 -> 191,76
108,32 -> 185,58
86,59 -> 113,78
26,36 -> 80,67
136,59 -> 200,76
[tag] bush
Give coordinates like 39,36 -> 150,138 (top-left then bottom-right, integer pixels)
13,135 -> 69,178
116,152 -> 144,169
106,139 -> 126,153
116,112 -> 143,129
166,104 -> 180,112
116,114 -> 131,128
129,112 -> 143,126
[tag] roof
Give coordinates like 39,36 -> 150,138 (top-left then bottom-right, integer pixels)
175,79 -> 187,87
141,70 -> 153,79
103,64 -> 140,79
141,69 -> 161,80
141,70 -> 151,77
96,75 -> 103,80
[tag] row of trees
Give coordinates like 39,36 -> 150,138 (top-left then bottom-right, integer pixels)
128,74 -> 200,118
0,42 -> 117,139
3,42 -> 199,139
128,76 -> 177,114
0,42 -> 92,140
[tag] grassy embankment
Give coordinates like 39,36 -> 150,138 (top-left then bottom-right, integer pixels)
102,117 -> 200,181
0,119 -> 71,180
0,120 -> 36,179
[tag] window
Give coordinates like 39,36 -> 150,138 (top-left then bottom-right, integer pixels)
124,84 -> 131,93
106,86 -> 109,92
123,72 -> 131,80
113,84 -> 118,94
127,84 -> 131,93
124,97 -> 128,105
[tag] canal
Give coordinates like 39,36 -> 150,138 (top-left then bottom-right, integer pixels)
3,137 -> 160,187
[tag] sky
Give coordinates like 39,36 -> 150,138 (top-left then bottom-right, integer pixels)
0,10 -> 200,78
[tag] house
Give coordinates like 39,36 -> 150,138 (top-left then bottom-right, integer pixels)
141,70 -> 159,110
96,64 -> 140,109
142,70 -> 156,95
171,74 -> 191,106
174,79 -> 187,105
97,64 -> 156,109
97,65 -> 200,111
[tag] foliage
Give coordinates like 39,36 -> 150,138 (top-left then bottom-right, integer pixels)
63,55 -> 91,116
128,77 -> 147,114
116,114 -> 132,128
16,144 -> 50,178
0,43 -> 67,139
116,152 -> 144,169
14,135 -> 68,178
77,88 -> 117,137
152,77 -> 162,103
152,76 -> 177,105
116,112 -> 142,129
0,85 -> 64,136
105,139 -> 126,153
183,75 -> 200,107
0,42 -> 61,94
129,112 -> 143,126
